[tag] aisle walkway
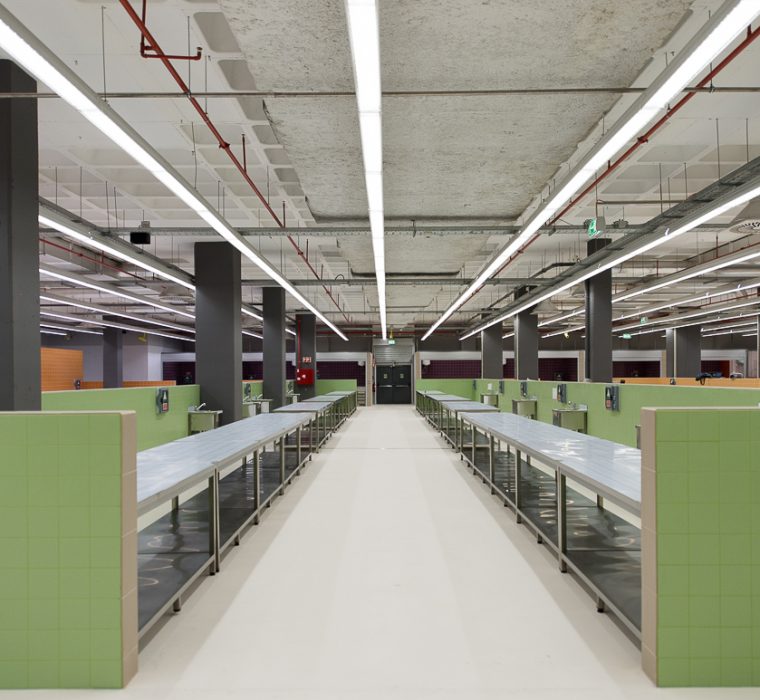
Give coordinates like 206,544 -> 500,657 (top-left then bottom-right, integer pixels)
13,406 -> 756,698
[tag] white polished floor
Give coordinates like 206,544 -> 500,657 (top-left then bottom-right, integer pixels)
10,405 -> 757,698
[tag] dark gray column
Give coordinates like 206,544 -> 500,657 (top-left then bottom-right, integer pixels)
481,323 -> 503,378
514,286 -> 538,379
515,311 -> 538,379
195,242 -> 242,425
665,329 -> 675,377
263,287 -> 286,409
102,327 -> 123,388
585,238 -> 612,383
296,313 -> 317,399
0,61 -> 39,410
668,325 -> 701,378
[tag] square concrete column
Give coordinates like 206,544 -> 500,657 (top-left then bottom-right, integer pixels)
263,287 -> 287,409
195,242 -> 242,425
480,323 -> 503,378
102,327 -> 124,388
585,238 -> 612,383
666,325 -> 701,378
0,61 -> 40,410
515,311 -> 538,379
296,313 -> 317,399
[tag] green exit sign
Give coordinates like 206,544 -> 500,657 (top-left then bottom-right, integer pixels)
586,216 -> 605,237
622,333 -> 632,339
388,338 -> 395,345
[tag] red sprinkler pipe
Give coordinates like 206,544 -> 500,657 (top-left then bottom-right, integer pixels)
140,0 -> 201,61
119,0 -> 351,324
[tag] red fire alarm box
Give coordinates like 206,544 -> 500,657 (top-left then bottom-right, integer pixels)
296,368 -> 314,386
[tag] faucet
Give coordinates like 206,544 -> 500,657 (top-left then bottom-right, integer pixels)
194,402 -> 206,411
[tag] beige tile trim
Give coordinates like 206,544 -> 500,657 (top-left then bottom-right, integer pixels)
640,408 -> 657,685
120,412 -> 138,687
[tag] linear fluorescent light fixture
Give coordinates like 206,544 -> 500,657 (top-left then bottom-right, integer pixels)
40,293 -> 193,332
538,308 -> 585,328
39,310 -> 195,342
39,265 -> 195,319
428,0 -> 760,341
0,6 -> 347,341
242,330 -> 264,339
541,324 -> 586,339
461,172 -> 760,341
344,0 -> 386,339
40,328 -> 68,337
41,322 -> 103,336
286,328 -> 296,337
241,307 -> 263,322
614,248 -> 760,306
39,210 -> 193,290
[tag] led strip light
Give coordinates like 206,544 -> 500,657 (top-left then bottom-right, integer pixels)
39,208 -> 192,290
344,0 -> 386,338
462,174 -> 760,340
39,311 -> 196,342
426,1 -> 760,340
0,6 -> 347,341
40,293 -> 193,332
41,322 -> 102,336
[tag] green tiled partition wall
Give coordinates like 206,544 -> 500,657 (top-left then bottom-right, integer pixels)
462,378 -> 760,447
640,407 -> 760,687
0,411 -> 138,689
315,379 -> 358,394
42,385 -> 200,450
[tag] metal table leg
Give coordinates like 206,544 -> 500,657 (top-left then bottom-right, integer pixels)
253,449 -> 260,524
489,434 -> 495,494
515,449 -> 522,524
297,425 -> 302,469
279,436 -> 286,493
557,472 -> 568,573
208,471 -> 220,574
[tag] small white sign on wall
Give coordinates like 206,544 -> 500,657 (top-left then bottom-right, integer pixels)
552,387 -> 558,400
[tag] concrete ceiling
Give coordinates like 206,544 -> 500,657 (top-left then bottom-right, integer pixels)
220,0 -> 692,221
1,0 -> 759,340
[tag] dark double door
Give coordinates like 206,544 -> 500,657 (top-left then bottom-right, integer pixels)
376,364 -> 412,404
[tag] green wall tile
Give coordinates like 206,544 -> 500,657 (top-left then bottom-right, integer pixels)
659,596 -> 689,627
658,627 -> 689,657
688,627 -> 721,658
688,566 -> 720,596
688,658 -> 721,686
721,658 -> 753,686
42,385 -> 199,451
28,537 -> 59,569
0,412 -> 130,689
659,658 -> 690,686
656,412 -> 690,440
689,597 -> 720,627
689,534 -> 719,566
653,408 -> 760,687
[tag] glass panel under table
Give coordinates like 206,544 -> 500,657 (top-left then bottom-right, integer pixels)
217,424 -> 308,552
137,474 -> 217,636
557,471 -> 641,635
460,420 -> 641,636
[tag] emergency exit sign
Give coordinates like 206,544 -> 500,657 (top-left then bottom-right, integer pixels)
587,217 -> 604,237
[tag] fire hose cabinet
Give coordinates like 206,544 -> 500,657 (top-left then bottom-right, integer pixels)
296,367 -> 314,386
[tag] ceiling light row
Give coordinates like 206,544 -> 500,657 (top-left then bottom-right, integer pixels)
463,171 -> 760,341
344,0 -> 386,339
0,6 -> 347,341
428,1 -> 760,341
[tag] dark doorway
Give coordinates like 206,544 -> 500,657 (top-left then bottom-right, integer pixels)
376,364 -> 412,404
